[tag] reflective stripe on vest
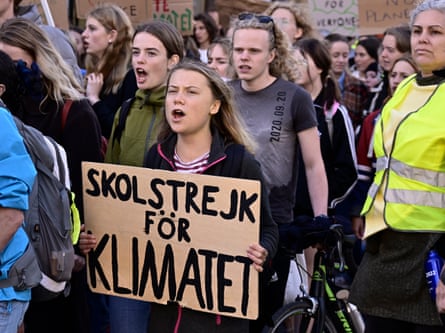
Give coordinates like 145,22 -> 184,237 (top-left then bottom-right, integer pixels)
385,188 -> 445,207
369,157 -> 445,208
362,76 -> 445,232
376,157 -> 445,188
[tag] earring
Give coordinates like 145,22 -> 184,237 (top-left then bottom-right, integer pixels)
108,40 -> 112,44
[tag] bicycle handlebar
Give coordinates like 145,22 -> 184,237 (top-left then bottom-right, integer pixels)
279,215 -> 347,253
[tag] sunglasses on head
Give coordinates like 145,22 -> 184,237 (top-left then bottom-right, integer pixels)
238,13 -> 276,46
238,13 -> 274,25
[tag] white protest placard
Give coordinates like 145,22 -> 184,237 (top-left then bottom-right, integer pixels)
309,0 -> 358,36
82,162 -> 261,319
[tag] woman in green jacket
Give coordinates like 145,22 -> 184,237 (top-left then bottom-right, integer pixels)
106,20 -> 184,168
84,20 -> 185,333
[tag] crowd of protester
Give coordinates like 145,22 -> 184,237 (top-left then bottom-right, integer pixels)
2,0 -> 445,332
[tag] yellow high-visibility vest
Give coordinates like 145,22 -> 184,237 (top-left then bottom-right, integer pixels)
362,76 -> 445,232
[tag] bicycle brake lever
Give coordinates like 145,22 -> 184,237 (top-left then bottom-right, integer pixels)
337,237 -> 345,272
332,226 -> 346,272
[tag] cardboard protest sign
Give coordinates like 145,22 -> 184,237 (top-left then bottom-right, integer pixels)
75,0 -> 193,35
358,0 -> 415,35
75,0 -> 148,24
152,0 -> 193,35
21,0 -> 69,30
82,162 -> 261,319
215,0 -> 270,32
309,0 -> 358,36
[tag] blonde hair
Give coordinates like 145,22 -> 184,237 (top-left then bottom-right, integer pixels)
84,3 -> 133,94
159,60 -> 256,153
231,14 -> 299,82
263,1 -> 319,40
0,17 -> 83,105
207,37 -> 237,80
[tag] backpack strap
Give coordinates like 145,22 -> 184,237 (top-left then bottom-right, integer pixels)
45,136 -> 70,189
111,97 -> 134,144
56,100 -> 73,185
60,100 -> 73,131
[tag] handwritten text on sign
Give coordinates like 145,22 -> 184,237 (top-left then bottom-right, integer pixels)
359,0 -> 415,35
81,162 -> 261,319
309,0 -> 358,36
75,0 -> 193,34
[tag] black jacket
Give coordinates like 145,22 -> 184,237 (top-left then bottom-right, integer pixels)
144,130 -> 278,333
93,69 -> 138,139
295,95 -> 357,216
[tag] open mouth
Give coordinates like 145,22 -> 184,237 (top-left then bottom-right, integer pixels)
135,68 -> 147,84
171,109 -> 185,120
238,65 -> 251,73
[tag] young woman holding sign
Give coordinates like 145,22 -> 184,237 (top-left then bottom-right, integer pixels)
142,60 -> 278,332
80,59 -> 278,332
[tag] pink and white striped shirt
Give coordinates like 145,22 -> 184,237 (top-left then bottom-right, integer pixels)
173,150 -> 209,174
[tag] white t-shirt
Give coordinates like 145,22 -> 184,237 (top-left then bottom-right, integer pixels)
198,48 -> 208,64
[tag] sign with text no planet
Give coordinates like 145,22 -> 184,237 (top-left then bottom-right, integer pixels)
359,0 -> 416,35
81,162 -> 261,319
